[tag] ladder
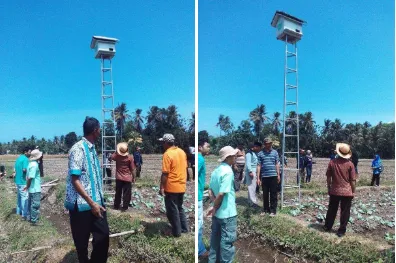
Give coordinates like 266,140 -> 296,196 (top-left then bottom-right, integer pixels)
281,35 -> 301,208
100,56 -> 117,195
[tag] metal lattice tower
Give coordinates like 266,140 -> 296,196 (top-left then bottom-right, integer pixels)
271,11 -> 305,208
90,36 -> 119,195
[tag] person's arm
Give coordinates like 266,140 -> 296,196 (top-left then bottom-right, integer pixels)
326,163 -> 332,195
129,156 -> 136,182
159,153 -> 171,196
23,163 -> 34,191
111,152 -> 117,161
245,153 -> 253,178
159,173 -> 168,196
256,164 -> 261,186
71,176 -> 105,217
141,153 -> 143,165
275,152 -> 280,183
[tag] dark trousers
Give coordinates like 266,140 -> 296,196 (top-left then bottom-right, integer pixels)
69,208 -> 109,263
114,179 -> 132,210
262,176 -> 278,214
136,165 -> 141,178
371,173 -> 380,186
324,195 -> 353,234
164,192 -> 188,237
103,168 -> 112,185
306,166 -> 312,183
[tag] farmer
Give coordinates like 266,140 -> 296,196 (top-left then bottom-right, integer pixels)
245,142 -> 261,207
36,146 -> 44,178
371,154 -> 383,187
103,152 -> 112,185
305,150 -> 313,183
65,117 -> 109,263
351,151 -> 359,175
111,142 -> 136,211
158,133 -> 189,237
198,138 -> 210,259
207,146 -> 238,263
323,143 -> 356,237
133,146 -> 143,178
14,146 -> 31,220
257,137 -> 280,216
297,148 -> 306,184
24,149 -> 42,225
235,143 -> 245,182
189,146 -> 196,181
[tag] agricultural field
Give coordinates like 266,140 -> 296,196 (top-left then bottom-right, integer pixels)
201,156 -> 395,263
0,154 -> 195,263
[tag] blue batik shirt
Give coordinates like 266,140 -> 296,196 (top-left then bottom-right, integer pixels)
64,137 -> 104,211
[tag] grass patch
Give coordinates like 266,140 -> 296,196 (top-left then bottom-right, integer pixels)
135,177 -> 158,188
237,205 -> 394,263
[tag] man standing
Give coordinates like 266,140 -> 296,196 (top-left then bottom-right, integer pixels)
65,117 -> 109,263
14,146 -> 31,220
305,150 -> 313,183
324,143 -> 356,237
245,142 -> 261,207
111,142 -> 136,211
158,133 -> 188,237
297,149 -> 306,184
257,138 -> 280,216
25,149 -> 42,225
133,147 -> 143,178
198,139 -> 210,259
103,152 -> 112,185
208,146 -> 238,263
235,143 -> 245,182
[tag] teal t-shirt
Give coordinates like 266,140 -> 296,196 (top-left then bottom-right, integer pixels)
209,163 -> 237,219
198,153 -> 206,201
14,154 -> 29,185
27,161 -> 41,193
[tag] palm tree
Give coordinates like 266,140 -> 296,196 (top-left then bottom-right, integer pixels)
166,105 -> 180,129
222,116 -> 234,135
272,112 -> 281,136
188,112 -> 195,133
133,109 -> 144,133
216,114 -> 225,136
249,104 -> 267,139
114,103 -> 131,140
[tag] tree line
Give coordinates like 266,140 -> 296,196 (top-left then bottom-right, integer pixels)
1,104 -> 194,155
199,104 -> 395,159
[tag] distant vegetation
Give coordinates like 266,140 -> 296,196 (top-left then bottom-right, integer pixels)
1,104 -> 194,155
199,104 -> 395,159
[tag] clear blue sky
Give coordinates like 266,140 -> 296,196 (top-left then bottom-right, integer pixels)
198,1 -> 395,136
1,1 -> 194,143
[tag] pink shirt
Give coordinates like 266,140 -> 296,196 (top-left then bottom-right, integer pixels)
326,158 -> 356,197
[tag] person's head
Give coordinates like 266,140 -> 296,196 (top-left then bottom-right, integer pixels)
198,139 -> 210,156
116,142 -> 129,156
136,146 -> 141,152
218,146 -> 238,165
374,154 -> 380,160
253,141 -> 262,152
335,143 -> 352,159
22,146 -> 31,157
299,148 -> 305,155
83,117 -> 100,140
29,149 -> 43,162
158,133 -> 175,150
306,150 -> 311,155
263,137 -> 273,151
237,143 -> 244,151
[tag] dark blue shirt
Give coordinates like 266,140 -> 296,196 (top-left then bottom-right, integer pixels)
133,152 -> 143,165
257,149 -> 279,177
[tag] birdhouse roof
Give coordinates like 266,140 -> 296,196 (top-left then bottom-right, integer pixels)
90,36 -> 119,49
271,11 -> 305,27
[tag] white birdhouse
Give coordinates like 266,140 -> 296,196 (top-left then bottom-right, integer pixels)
271,11 -> 305,44
90,36 -> 119,59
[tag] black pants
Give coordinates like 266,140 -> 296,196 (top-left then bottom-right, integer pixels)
262,177 -> 278,214
69,207 -> 109,263
136,165 -> 141,178
164,192 -> 188,237
114,179 -> 132,210
324,195 -> 353,234
371,173 -> 380,186
103,168 -> 112,185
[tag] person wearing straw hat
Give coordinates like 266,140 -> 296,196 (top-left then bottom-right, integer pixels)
257,137 -> 280,217
14,146 -> 31,220
207,146 -> 239,263
65,117 -> 109,263
111,142 -> 136,211
323,143 -> 357,237
158,133 -> 189,237
24,149 -> 42,225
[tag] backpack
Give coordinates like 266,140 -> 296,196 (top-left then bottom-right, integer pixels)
379,164 -> 384,173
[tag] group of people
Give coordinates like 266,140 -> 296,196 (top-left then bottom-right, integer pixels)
198,136 -> 386,262
63,117 -> 189,263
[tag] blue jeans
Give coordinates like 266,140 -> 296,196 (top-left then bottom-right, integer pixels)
28,192 -> 41,223
306,166 -> 312,182
16,185 -> 29,219
209,216 -> 237,263
198,200 -> 207,256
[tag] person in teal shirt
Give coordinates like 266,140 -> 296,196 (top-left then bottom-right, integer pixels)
198,139 -> 210,258
25,149 -> 42,225
14,146 -> 31,219
208,146 -> 238,263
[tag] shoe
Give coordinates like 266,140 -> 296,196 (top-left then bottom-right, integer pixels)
269,213 -> 276,217
336,232 -> 345,238
322,226 -> 331,232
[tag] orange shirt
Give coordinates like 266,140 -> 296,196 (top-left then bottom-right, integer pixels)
162,146 -> 187,193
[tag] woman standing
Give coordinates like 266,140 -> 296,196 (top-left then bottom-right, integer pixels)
371,154 -> 383,187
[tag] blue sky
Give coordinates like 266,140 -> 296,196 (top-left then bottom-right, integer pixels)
0,1 -> 194,142
198,1 -> 395,136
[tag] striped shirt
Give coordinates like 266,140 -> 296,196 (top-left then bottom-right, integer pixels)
257,149 -> 279,177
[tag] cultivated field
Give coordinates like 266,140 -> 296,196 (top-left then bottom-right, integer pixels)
0,154 -> 195,263
201,156 -> 395,263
